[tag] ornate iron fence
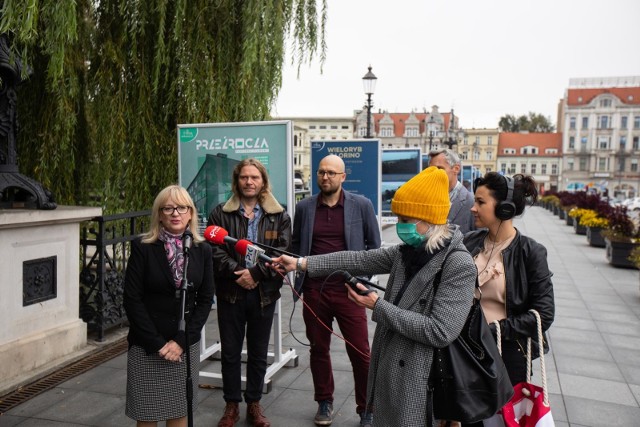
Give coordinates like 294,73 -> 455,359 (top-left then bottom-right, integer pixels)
79,210 -> 151,341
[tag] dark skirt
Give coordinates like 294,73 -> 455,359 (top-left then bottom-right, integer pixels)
126,343 -> 200,421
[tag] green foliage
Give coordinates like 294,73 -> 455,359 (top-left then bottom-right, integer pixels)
4,0 -> 327,213
498,112 -> 555,133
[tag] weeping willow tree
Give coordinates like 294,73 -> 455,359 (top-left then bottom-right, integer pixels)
1,0 -> 326,213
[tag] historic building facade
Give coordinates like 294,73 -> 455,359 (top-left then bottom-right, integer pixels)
558,76 -> 640,198
497,132 -> 563,193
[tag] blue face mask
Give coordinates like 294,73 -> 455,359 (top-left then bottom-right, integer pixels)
396,222 -> 425,247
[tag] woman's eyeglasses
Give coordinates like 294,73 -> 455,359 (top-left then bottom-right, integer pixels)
161,205 -> 190,215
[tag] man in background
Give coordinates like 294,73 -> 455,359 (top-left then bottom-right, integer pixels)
429,148 -> 475,234
292,154 -> 381,427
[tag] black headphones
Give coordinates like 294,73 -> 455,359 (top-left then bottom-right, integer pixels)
495,175 -> 516,220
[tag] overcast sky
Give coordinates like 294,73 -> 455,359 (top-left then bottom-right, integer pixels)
270,0 -> 640,129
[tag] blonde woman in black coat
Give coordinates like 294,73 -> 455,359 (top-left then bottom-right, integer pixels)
124,185 -> 214,427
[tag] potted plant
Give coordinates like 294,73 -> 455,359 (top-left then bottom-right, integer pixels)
568,208 -> 590,235
601,206 -> 640,268
558,191 -> 577,223
580,211 -> 609,247
628,246 -> 640,294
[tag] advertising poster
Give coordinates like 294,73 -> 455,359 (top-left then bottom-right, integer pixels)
310,139 -> 381,216
177,121 -> 293,229
381,148 -> 422,221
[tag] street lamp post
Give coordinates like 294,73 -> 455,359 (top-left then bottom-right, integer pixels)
362,66 -> 377,138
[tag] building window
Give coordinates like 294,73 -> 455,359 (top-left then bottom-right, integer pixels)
598,158 -> 607,171
619,158 -> 625,172
520,163 -> 527,174
473,151 -> 480,160
620,136 -> 627,150
621,116 -> 628,129
485,151 -> 493,160
600,99 -> 612,107
579,158 -> 587,171
460,151 -> 468,160
598,137 -> 609,149
634,136 -> 640,150
487,136 -> 493,145
500,163 -> 507,173
567,160 -> 573,171
632,159 -> 638,172
569,136 -> 575,149
319,125 -> 327,129
310,125 -> 316,129
531,164 -> 537,174
598,116 -> 609,129
342,125 -> 349,129
635,116 -> 640,129
581,137 -> 588,149
510,163 -> 516,174
541,164 -> 547,174
551,164 -> 558,175
582,117 -> 589,129
570,117 -> 576,130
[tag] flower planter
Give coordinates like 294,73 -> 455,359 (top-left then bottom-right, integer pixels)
604,238 -> 639,269
586,227 -> 606,248
565,213 -> 573,226
573,217 -> 587,235
558,209 -> 565,220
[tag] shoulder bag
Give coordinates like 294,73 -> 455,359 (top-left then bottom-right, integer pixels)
427,250 -> 514,426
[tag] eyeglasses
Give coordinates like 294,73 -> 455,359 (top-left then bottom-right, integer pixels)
317,170 -> 344,178
161,205 -> 190,215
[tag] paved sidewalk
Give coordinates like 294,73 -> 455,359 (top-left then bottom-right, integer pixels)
2,206 -> 640,426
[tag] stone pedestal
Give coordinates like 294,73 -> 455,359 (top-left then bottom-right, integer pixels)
0,206 -> 102,394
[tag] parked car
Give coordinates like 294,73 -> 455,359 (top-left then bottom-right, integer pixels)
627,197 -> 640,211
294,171 -> 304,191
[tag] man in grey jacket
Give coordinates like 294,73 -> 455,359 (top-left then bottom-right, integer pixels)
429,148 -> 475,234
292,154 -> 381,427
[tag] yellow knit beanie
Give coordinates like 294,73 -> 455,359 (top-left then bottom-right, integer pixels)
391,166 -> 450,224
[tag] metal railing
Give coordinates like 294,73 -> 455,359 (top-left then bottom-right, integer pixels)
79,210 -> 151,341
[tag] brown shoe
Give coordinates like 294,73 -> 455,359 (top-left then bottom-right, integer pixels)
217,402 -> 240,427
247,401 -> 271,427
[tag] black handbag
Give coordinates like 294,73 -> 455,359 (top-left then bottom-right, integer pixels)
427,251 -> 514,425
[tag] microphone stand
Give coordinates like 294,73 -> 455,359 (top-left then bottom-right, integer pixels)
178,241 -> 193,427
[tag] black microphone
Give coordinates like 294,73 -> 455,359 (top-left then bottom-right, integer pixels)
183,229 -> 193,254
340,270 -> 386,294
246,240 -> 301,258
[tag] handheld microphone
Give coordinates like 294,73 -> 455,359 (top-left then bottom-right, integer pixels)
204,225 -> 238,245
235,239 -> 273,267
182,229 -> 193,254
339,271 -> 386,294
246,240 -> 301,258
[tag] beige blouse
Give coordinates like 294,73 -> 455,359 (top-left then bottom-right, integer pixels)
473,235 -> 515,323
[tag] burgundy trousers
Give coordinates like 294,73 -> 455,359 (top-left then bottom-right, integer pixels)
302,286 -> 371,414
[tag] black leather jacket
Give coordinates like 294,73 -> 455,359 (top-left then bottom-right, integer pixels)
206,192 -> 291,307
464,228 -> 554,355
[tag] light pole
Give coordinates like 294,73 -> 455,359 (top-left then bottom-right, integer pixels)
362,66 -> 377,138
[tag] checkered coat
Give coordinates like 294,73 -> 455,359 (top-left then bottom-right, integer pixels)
306,228 -> 476,426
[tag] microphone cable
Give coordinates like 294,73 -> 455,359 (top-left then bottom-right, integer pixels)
271,265 -> 370,359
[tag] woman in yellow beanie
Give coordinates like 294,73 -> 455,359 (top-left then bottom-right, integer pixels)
272,166 -> 477,426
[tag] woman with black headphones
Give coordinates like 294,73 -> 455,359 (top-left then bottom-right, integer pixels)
463,172 -> 555,394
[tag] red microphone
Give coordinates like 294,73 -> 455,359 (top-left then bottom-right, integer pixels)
235,239 -> 273,266
204,225 -> 238,245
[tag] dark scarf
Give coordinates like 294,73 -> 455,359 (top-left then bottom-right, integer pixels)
158,228 -> 184,289
393,243 -> 446,305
